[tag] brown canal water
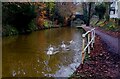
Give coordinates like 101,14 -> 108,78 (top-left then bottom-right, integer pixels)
2,27 -> 83,77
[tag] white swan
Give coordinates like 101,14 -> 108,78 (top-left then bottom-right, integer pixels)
49,45 -> 54,51
61,41 -> 66,48
12,70 -> 16,77
60,41 -> 70,51
69,40 -> 75,44
47,50 -> 53,55
47,45 -> 54,55
47,45 -> 59,55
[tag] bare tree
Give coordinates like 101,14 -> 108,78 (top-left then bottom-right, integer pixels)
82,2 -> 94,26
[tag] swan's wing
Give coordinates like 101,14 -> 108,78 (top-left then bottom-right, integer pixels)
53,51 -> 59,54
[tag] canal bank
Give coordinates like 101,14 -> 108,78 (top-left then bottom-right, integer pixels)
71,35 -> 120,78
70,26 -> 120,79
2,21 -> 62,37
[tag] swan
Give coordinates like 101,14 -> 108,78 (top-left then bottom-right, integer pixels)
12,70 -> 16,77
69,40 -> 75,44
47,50 -> 59,55
47,50 -> 53,55
48,45 -> 54,51
60,41 -> 70,51
47,45 -> 54,55
47,45 -> 59,55
61,41 -> 66,48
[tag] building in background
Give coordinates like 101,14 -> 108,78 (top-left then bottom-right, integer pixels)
110,1 -> 119,18
118,1 -> 120,18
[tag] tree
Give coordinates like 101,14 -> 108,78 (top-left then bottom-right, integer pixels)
86,2 -> 92,26
82,2 -> 88,24
55,2 -> 77,26
82,2 -> 95,26
45,2 -> 55,20
95,3 -> 106,20
2,2 -> 37,32
118,2 -> 120,26
105,2 -> 111,21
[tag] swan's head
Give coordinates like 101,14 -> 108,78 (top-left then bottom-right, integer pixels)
70,40 -> 75,44
61,44 -> 66,48
50,44 -> 52,47
62,41 -> 65,44
48,44 -> 54,51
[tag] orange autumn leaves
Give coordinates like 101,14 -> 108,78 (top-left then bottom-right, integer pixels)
37,10 -> 47,27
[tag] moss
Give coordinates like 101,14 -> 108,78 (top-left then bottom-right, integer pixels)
43,20 -> 49,28
91,18 -> 119,32
96,20 -> 105,26
43,20 -> 58,28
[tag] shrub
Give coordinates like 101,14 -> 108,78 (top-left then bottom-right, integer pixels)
28,20 -> 38,31
2,2 -> 37,32
2,25 -> 18,36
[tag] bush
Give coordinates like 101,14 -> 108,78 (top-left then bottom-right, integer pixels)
43,20 -> 49,28
2,25 -> 18,36
2,2 -> 37,32
28,20 -> 38,31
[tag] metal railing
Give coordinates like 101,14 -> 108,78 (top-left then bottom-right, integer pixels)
81,28 -> 95,64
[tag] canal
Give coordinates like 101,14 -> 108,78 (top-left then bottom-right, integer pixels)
2,27 -> 83,77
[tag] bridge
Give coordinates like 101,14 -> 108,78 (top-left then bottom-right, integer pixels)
69,13 -> 86,27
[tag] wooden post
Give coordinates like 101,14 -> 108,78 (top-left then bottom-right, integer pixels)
82,37 -> 85,64
91,31 -> 94,48
93,30 -> 95,43
88,33 -> 90,54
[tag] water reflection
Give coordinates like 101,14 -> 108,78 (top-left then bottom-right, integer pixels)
2,27 -> 83,77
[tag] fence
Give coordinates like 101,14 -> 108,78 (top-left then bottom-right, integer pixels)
81,28 -> 95,64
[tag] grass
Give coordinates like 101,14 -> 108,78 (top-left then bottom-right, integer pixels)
91,18 -> 119,32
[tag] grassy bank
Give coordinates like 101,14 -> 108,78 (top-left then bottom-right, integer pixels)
2,20 -> 37,36
2,2 -> 63,37
91,18 -> 119,32
2,19 -> 62,37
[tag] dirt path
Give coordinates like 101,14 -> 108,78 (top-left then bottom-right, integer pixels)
71,26 -> 120,78
81,26 -> 119,54
95,30 -> 119,54
71,35 -> 120,79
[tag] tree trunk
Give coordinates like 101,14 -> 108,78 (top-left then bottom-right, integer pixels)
86,2 -> 92,26
118,19 -> 120,25
105,2 -> 110,21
